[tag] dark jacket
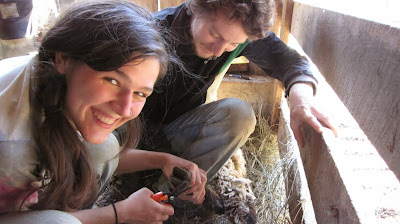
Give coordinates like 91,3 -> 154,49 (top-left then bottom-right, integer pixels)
142,4 -> 318,127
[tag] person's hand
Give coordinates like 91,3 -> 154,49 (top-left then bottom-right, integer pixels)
161,155 -> 207,204
116,187 -> 174,224
288,83 -> 339,147
177,168 -> 206,204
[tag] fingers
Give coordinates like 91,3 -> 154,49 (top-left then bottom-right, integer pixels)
312,107 -> 339,138
288,83 -> 339,144
148,199 -> 174,222
183,164 -> 202,193
194,166 -> 201,189
180,190 -> 205,204
185,164 -> 200,188
188,168 -> 206,192
200,169 -> 207,180
179,168 -> 206,204
124,187 -> 174,223
168,160 -> 207,204
290,106 -> 316,147
156,204 -> 174,217
305,113 -> 324,134
291,104 -> 340,147
179,185 -> 205,204
291,122 -> 305,147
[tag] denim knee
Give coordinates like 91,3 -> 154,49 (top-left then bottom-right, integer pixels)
218,98 -> 256,137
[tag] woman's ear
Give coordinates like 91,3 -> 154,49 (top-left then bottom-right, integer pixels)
55,52 -> 69,74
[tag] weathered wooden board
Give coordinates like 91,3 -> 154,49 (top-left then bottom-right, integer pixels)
279,54 -> 400,224
278,97 -> 317,224
129,0 -> 158,12
291,2 -> 400,181
129,0 -> 184,12
160,0 -> 185,9
280,0 -> 294,43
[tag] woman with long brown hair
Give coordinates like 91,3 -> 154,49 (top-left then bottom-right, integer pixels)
0,0 -> 206,223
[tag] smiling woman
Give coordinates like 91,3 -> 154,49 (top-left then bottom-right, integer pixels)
0,0 -> 207,223
56,54 -> 160,145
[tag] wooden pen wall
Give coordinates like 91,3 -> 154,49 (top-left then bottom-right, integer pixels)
129,0 -> 185,12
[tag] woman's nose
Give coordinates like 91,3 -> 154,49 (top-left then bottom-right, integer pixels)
113,90 -> 132,117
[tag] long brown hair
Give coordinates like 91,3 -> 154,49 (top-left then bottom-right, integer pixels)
30,0 -> 172,210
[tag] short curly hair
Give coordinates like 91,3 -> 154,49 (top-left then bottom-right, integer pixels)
186,0 -> 275,40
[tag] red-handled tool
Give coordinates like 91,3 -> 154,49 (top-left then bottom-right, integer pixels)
151,167 -> 192,206
150,192 -> 170,205
151,180 -> 191,205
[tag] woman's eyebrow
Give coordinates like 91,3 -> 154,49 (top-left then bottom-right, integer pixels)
115,69 -> 130,80
115,69 -> 154,92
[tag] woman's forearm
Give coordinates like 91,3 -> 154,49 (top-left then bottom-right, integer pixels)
70,204 -> 117,224
115,149 -> 171,174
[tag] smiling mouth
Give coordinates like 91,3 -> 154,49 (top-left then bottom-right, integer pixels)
93,109 -> 116,125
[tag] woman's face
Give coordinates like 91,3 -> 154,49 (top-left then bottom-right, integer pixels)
56,53 -> 160,144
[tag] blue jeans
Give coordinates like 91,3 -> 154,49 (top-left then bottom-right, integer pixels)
163,98 -> 256,180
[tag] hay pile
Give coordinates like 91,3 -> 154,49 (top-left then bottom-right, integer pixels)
241,109 -> 294,224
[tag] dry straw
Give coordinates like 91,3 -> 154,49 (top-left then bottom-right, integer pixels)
241,107 -> 296,224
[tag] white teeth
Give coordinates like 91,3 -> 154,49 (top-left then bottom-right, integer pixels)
93,110 -> 115,125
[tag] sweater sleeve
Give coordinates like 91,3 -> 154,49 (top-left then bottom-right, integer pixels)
241,32 -> 318,97
0,55 -> 42,214
0,141 -> 41,214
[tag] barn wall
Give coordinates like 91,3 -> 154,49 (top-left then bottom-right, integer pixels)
278,1 -> 400,223
291,2 -> 400,181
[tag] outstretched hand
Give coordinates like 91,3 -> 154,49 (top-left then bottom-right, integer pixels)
288,83 -> 339,147
161,155 -> 207,204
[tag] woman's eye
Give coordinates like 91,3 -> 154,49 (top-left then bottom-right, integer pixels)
135,92 -> 146,98
105,77 -> 118,86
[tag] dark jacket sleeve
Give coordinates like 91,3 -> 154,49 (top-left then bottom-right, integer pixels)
152,4 -> 183,27
241,32 -> 318,96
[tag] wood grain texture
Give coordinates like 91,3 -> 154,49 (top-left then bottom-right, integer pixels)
160,0 -> 185,10
129,0 -> 158,12
291,2 -> 400,181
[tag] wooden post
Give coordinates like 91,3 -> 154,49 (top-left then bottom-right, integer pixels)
281,0 -> 294,44
159,0 -> 185,10
129,0 -> 158,12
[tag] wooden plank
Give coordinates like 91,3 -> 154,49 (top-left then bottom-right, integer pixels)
291,2 -> 400,181
227,63 -> 249,73
129,0 -> 158,12
285,9 -> 400,222
298,79 -> 400,223
280,0 -> 294,43
278,96 -> 317,224
270,79 -> 283,126
218,74 -> 277,121
271,0 -> 283,37
279,48 -> 400,223
159,0 -> 185,10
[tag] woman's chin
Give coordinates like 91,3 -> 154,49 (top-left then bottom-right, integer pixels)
82,132 -> 110,145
